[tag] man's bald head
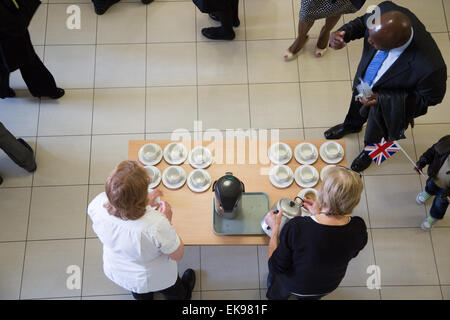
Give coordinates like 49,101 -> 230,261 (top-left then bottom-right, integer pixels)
368,11 -> 412,51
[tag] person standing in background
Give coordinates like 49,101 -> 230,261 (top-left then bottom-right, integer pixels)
200,0 -> 239,40
285,0 -> 366,60
416,135 -> 450,230
0,0 -> 65,99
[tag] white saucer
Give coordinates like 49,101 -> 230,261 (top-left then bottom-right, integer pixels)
319,141 -> 345,164
269,165 -> 294,189
320,165 -> 336,181
294,165 -> 319,188
162,166 -> 187,189
138,143 -> 163,166
188,146 -> 213,169
163,142 -> 188,165
187,169 -> 212,193
294,143 -> 319,165
298,188 -> 319,216
268,142 -> 292,165
144,166 -> 161,189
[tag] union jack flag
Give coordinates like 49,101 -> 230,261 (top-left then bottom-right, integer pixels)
364,138 -> 400,166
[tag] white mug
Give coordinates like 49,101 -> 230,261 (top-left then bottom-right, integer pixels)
300,166 -> 315,183
300,143 -> 314,160
325,142 -> 341,159
191,170 -> 206,188
167,167 -> 181,185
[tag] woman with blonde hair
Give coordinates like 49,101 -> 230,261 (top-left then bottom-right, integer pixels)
265,166 -> 367,300
87,160 -> 195,300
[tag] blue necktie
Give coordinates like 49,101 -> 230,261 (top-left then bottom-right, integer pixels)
362,50 -> 390,86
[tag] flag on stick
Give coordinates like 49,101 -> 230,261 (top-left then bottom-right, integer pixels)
364,138 -> 400,166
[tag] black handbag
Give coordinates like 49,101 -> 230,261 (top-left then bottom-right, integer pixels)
192,0 -> 226,13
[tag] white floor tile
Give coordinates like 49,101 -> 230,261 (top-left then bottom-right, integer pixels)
146,86 -> 197,133
249,83 -> 302,129
200,246 -> 259,290
97,3 -> 146,44
21,239 -> 84,299
431,228 -> 450,285
147,2 -> 196,43
372,228 -> 440,286
395,0 -> 447,32
38,89 -> 94,136
197,41 -> 247,85
247,40 -> 299,84
300,81 -> 353,128
0,91 -> 39,137
46,4 -> 97,45
95,44 -> 146,88
44,45 -> 96,89
0,138 -> 36,188
28,186 -> 88,240
0,188 -> 31,242
201,290 -> 261,300
89,134 -> 144,184
29,4 -> 47,46
147,43 -> 197,86
33,135 -> 91,186
198,85 -> 250,130
92,88 -> 145,134
0,242 -> 26,300
245,0 -> 295,40
443,285 -> 450,300
323,287 -> 380,300
381,286 -> 443,300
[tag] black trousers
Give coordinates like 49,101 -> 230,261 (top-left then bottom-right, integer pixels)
343,91 -> 368,130
0,31 -> 58,97
131,276 -> 187,300
216,0 -> 239,31
91,0 -> 120,8
0,122 -> 35,171
266,272 -> 327,300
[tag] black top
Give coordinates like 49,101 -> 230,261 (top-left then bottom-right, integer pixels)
268,216 -> 368,295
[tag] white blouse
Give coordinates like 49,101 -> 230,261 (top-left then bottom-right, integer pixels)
87,192 -> 181,294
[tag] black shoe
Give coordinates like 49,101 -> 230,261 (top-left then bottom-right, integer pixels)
209,12 -> 240,27
94,0 -> 120,15
324,123 -> 362,140
201,27 -> 235,40
49,88 -> 65,99
351,151 -> 372,173
17,138 -> 37,172
141,0 -> 153,4
181,269 -> 196,300
0,176 -> 3,186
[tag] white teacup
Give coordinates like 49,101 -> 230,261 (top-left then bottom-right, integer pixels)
325,142 -> 341,159
191,170 -> 206,188
170,145 -> 183,160
145,166 -> 156,181
300,143 -> 314,160
166,167 -> 182,185
192,148 -> 205,164
143,145 -> 159,161
300,166 -> 315,183
274,166 -> 291,183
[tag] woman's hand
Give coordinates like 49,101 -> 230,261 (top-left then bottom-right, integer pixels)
158,200 -> 173,223
265,210 -> 283,231
301,198 -> 320,215
148,189 -> 163,207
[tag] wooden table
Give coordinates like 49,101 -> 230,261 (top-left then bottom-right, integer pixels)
128,139 -> 347,245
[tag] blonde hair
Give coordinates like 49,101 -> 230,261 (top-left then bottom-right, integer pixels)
104,160 -> 150,221
318,167 -> 363,216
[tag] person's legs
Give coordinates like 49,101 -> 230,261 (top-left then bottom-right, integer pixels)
315,15 -> 341,57
420,178 -> 448,230
202,1 -> 235,40
287,20 -> 314,57
0,122 -> 36,172
131,291 -> 154,300
160,276 -> 187,300
92,0 -> 120,15
18,32 -> 62,99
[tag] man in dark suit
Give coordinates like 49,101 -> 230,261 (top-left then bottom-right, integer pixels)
324,1 -> 447,172
0,122 -> 37,186
0,0 -> 64,99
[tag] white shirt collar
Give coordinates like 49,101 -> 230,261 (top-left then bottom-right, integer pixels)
389,27 -> 414,55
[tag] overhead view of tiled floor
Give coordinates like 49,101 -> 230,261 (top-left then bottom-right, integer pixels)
0,0 -> 449,300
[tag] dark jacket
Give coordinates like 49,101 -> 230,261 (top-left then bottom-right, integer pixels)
339,1 -> 447,144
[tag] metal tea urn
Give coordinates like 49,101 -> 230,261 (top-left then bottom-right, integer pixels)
212,172 -> 245,220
